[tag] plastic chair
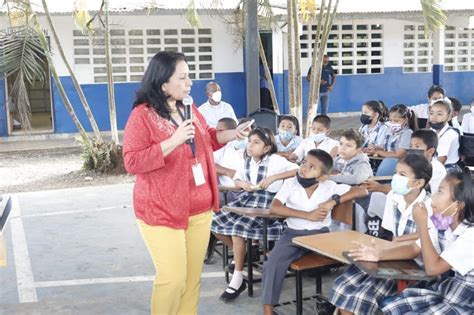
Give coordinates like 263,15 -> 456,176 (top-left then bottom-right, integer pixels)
248,108 -> 278,134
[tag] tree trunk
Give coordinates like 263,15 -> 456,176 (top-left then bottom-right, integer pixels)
104,0 -> 119,145
257,35 -> 280,114
286,0 -> 296,117
41,0 -> 103,143
291,0 -> 303,125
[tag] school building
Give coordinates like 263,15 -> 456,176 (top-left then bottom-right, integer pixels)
0,3 -> 473,137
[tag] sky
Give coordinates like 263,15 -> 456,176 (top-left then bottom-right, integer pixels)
22,0 -> 474,13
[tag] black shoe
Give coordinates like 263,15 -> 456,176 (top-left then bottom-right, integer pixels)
314,299 -> 336,315
220,281 -> 247,301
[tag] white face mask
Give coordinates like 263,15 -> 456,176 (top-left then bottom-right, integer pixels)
211,91 -> 222,103
310,132 -> 326,143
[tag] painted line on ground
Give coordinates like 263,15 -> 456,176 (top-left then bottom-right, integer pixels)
34,272 -> 224,288
10,195 -> 38,303
21,205 -> 133,218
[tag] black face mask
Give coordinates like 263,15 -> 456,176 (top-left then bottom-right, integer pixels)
430,121 -> 445,130
360,114 -> 372,125
407,149 -> 425,157
296,172 -> 318,188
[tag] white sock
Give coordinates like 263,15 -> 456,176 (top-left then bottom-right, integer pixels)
226,271 -> 243,293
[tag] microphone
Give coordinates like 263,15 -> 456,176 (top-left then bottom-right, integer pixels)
183,95 -> 193,144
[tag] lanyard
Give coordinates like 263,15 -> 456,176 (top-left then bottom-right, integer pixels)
169,106 -> 197,158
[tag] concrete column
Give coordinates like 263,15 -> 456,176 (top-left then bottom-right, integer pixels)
243,0 -> 260,114
432,27 -> 445,86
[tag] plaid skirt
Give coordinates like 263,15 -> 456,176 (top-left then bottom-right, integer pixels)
211,209 -> 285,241
382,272 -> 474,315
329,264 -> 397,314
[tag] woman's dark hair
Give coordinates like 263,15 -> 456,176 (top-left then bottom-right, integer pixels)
399,154 -> 432,189
307,149 -> 334,175
389,104 -> 418,131
278,115 -> 300,136
245,127 -> 277,159
133,51 -> 187,120
444,167 -> 474,226
363,100 -> 388,122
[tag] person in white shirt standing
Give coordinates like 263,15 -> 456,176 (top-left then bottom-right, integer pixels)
461,99 -> 474,134
198,82 -> 237,127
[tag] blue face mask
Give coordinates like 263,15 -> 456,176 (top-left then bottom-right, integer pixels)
310,132 -> 326,143
233,139 -> 247,151
391,174 -> 415,195
279,130 -> 294,142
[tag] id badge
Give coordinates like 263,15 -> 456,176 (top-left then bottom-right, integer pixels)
192,162 -> 206,186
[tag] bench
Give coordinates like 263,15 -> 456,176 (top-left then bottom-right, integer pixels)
283,200 -> 354,315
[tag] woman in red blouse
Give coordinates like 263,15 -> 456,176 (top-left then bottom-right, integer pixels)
123,51 -> 250,314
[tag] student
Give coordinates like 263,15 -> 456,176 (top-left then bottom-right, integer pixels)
329,154 -> 434,314
330,129 -> 373,185
429,100 -> 460,172
409,85 -> 446,122
359,100 -> 389,150
362,131 -> 447,237
461,99 -> 474,134
216,117 -> 237,131
290,115 -> 339,162
261,149 -> 368,315
448,96 -> 463,134
369,104 -> 417,176
382,169 -> 474,314
275,115 -> 303,159
214,118 -> 254,189
211,128 -> 298,301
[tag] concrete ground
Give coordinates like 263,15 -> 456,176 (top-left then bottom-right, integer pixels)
0,184 -> 343,315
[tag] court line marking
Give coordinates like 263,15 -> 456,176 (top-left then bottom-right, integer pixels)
34,272 -> 224,288
21,205 -> 133,218
10,195 -> 38,303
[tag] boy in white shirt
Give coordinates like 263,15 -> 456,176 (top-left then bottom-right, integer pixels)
461,99 -> 474,134
409,85 -> 446,122
198,82 -> 237,127
290,115 -> 339,162
261,149 -> 368,314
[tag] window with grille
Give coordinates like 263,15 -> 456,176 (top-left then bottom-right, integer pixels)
300,23 -> 384,75
444,26 -> 474,72
403,24 -> 474,72
73,28 -> 214,83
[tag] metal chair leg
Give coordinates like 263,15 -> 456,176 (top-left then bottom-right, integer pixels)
296,270 -> 303,315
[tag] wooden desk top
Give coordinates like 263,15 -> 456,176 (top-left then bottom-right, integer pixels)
343,252 -> 434,282
292,230 -> 407,264
368,175 -> 393,182
221,206 -> 282,218
0,235 -> 6,267
218,185 -> 242,193
369,155 -> 384,160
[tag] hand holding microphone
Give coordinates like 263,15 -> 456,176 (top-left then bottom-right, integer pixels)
183,95 -> 194,144
172,95 -> 195,146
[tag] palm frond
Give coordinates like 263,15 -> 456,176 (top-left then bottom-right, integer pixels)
8,70 -> 32,130
185,0 -> 202,28
299,0 -> 318,23
257,0 -> 275,30
420,0 -> 447,37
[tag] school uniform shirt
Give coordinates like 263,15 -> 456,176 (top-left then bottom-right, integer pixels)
383,126 -> 412,152
382,190 -> 433,238
429,158 -> 446,193
433,123 -> 460,165
213,142 -> 245,187
409,103 -> 429,119
462,112 -> 474,134
275,134 -> 303,152
359,122 -> 388,148
293,136 -> 339,162
275,177 -> 350,230
450,117 -> 463,135
330,153 -> 373,185
385,224 -> 474,315
197,100 -> 237,128
233,154 -> 299,193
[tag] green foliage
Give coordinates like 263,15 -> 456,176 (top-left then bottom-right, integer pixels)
76,136 -> 123,173
420,0 -> 447,37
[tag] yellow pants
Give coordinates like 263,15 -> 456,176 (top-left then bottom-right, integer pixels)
137,210 -> 212,315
